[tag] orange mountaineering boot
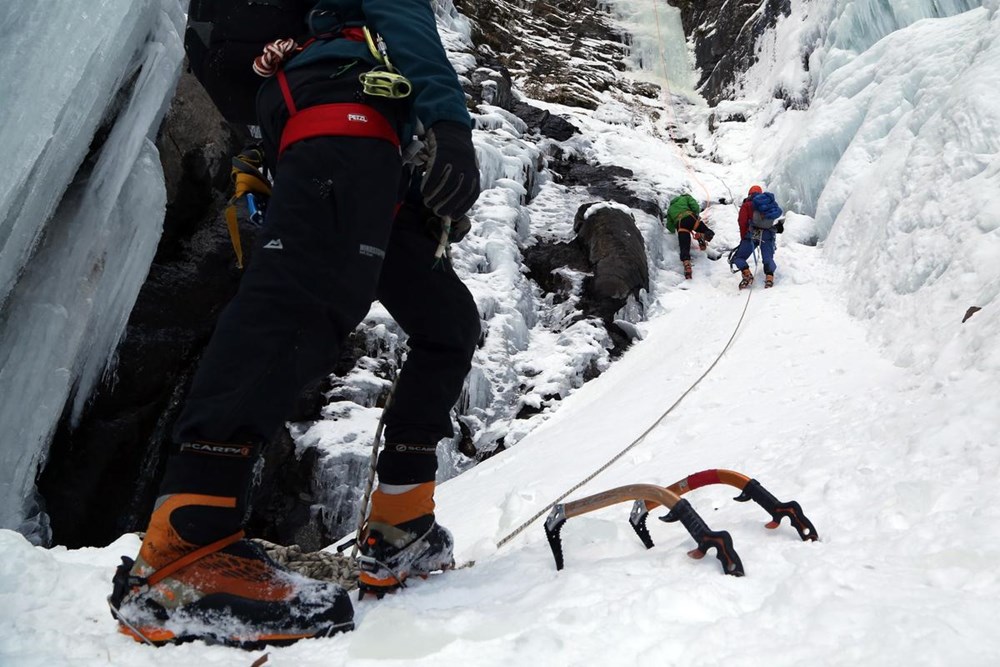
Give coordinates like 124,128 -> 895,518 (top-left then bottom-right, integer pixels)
108,442 -> 353,647
357,480 -> 455,599
357,442 -> 455,600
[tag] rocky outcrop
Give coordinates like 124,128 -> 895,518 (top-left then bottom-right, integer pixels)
456,0 -> 658,109
675,0 -> 792,105
574,203 -> 649,311
524,202 -> 649,356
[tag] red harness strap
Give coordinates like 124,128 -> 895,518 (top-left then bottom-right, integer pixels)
275,69 -> 399,158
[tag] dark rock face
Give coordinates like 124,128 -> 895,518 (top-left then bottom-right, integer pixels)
468,56 -> 580,144
510,101 -> 579,142
573,203 -> 649,320
549,149 -> 662,219
675,0 -> 792,105
455,0 -> 639,109
524,202 -> 649,357
38,72 -> 252,548
573,204 -> 649,308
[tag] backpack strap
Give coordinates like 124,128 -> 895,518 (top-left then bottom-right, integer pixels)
676,211 -> 701,234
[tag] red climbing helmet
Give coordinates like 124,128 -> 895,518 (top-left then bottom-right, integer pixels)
748,185 -> 763,196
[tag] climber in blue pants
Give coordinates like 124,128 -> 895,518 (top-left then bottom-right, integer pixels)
733,185 -> 783,289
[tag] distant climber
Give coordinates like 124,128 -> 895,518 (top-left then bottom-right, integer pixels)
664,193 -> 715,280
733,185 -> 783,289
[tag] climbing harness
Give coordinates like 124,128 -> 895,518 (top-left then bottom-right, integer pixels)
274,68 -> 401,158
251,24 -> 410,162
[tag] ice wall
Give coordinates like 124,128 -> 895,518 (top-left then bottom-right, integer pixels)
738,1 -> 1000,377
599,0 -> 698,98
738,0 -> 984,220
0,0 -> 187,543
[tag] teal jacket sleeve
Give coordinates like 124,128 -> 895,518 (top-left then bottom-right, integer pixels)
362,0 -> 472,129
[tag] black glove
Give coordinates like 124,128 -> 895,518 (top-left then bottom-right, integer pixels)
425,213 -> 472,245
421,121 -> 481,219
775,220 -> 785,234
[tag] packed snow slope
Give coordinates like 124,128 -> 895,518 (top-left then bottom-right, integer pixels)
2,240 -> 998,666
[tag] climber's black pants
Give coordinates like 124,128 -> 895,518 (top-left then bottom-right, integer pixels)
677,215 -> 715,262
173,65 -> 480,456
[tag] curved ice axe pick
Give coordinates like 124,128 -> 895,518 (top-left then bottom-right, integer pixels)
634,469 -> 818,553
544,484 -> 744,576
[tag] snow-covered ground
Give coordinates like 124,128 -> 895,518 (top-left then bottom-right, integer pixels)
3,1 -> 999,665
3,237 -> 998,665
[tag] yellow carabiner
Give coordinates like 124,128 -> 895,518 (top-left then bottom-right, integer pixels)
359,70 -> 412,99
362,26 -> 390,69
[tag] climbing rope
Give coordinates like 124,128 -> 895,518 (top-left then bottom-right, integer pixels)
349,368 -> 402,560
496,1 -> 766,551
254,538 -> 360,589
496,279 -> 755,548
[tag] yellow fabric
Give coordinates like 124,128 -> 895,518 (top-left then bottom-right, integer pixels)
223,167 -> 272,269
224,205 -> 244,268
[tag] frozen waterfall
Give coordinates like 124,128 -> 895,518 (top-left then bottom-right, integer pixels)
0,0 -> 187,543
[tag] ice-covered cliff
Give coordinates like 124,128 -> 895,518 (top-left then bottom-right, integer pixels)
0,0 -> 188,542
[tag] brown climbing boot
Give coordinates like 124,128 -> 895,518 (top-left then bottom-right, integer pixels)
738,267 -> 754,290
683,260 -> 693,280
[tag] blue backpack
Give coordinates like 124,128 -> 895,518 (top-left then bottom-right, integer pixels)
751,192 -> 783,229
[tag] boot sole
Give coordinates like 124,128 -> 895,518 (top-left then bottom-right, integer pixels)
117,621 -> 354,648
357,560 -> 456,599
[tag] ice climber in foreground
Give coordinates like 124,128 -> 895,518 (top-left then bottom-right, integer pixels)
109,0 -> 481,646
